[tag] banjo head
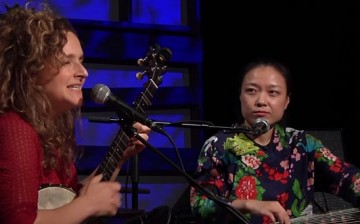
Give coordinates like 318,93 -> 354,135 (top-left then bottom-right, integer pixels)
38,185 -> 76,209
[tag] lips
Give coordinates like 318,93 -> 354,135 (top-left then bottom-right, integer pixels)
67,85 -> 81,90
253,111 -> 269,116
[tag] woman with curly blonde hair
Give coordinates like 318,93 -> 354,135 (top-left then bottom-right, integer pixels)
0,2 -> 150,224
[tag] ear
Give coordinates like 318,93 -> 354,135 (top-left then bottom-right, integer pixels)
284,96 -> 290,109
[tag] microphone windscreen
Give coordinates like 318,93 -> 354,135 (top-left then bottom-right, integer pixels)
91,84 -> 110,104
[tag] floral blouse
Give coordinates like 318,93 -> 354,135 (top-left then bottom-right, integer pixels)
190,124 -> 360,224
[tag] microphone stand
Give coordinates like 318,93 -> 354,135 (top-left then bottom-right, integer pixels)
115,116 -> 143,210
128,127 -> 250,224
88,115 -> 146,209
88,116 -> 251,223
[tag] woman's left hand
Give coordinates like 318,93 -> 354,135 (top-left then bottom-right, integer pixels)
122,122 -> 151,159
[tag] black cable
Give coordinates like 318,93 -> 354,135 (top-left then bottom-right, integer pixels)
132,131 -> 250,224
157,130 -> 186,172
321,192 -> 330,212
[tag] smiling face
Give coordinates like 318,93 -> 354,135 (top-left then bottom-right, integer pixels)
36,32 -> 88,115
240,65 -> 290,128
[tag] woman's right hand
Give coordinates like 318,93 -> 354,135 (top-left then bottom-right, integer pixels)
78,174 -> 121,217
231,199 -> 290,224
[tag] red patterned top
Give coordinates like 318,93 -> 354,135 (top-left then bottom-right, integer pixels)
0,112 -> 79,224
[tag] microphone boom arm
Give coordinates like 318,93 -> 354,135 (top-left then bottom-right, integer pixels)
87,117 -> 255,135
154,121 -> 254,134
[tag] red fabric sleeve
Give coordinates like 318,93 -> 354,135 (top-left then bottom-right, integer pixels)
0,113 -> 42,224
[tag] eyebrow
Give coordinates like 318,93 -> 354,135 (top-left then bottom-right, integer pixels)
65,53 -> 84,61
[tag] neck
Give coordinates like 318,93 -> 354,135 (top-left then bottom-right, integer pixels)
253,127 -> 273,146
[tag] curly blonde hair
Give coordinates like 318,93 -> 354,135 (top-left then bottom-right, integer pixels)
0,2 -> 81,173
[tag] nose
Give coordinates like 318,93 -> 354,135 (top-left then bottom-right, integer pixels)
255,93 -> 267,106
76,63 -> 88,79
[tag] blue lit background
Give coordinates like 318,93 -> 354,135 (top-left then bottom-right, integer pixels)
132,0 -> 182,25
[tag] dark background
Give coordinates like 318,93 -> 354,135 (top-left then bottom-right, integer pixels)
200,1 -> 360,166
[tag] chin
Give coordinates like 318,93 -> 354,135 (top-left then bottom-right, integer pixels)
76,98 -> 83,107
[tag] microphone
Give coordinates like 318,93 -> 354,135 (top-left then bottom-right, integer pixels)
253,118 -> 270,136
90,84 -> 163,133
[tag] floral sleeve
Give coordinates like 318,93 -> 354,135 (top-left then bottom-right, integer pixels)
306,134 -> 360,206
190,134 -> 235,222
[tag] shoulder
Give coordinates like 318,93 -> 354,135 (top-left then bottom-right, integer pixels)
275,125 -> 324,151
274,124 -> 307,146
210,130 -> 237,141
284,127 -> 322,143
0,111 -> 37,136
274,124 -> 306,138
201,130 -> 236,148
